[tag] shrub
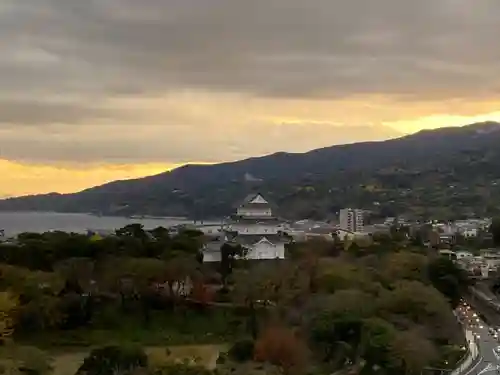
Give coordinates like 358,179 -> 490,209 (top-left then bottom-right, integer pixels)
227,339 -> 254,362
151,363 -> 213,375
254,326 -> 309,375
9,346 -> 53,375
216,352 -> 227,365
76,345 -> 148,375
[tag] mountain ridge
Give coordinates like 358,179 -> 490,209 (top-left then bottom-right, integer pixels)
2,121 -> 500,220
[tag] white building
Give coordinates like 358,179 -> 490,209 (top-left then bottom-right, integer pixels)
203,193 -> 290,262
339,208 -> 364,233
237,234 -> 286,260
456,251 -> 474,260
286,220 -> 336,242
433,219 -> 488,239
460,228 -> 479,238
194,224 -> 224,238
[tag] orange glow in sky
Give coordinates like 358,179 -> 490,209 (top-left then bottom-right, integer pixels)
2,110 -> 500,198
0,160 -> 180,198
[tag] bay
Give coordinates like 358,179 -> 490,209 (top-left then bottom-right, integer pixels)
0,211 -> 192,237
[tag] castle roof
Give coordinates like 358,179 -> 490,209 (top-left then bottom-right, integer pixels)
234,234 -> 290,246
238,193 -> 273,208
227,216 -> 287,224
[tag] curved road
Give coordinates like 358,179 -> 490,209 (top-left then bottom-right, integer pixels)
457,301 -> 500,375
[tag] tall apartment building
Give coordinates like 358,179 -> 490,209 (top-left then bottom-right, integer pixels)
339,208 -> 364,232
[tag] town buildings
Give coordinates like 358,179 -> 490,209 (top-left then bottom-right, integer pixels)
339,208 -> 364,233
432,218 -> 491,239
287,220 -> 336,242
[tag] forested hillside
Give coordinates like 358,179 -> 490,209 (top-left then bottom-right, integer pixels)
2,122 -> 500,220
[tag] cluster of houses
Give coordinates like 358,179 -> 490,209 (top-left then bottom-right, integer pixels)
196,194 -> 388,263
188,192 -> 497,263
440,248 -> 500,279
1,192 -> 496,266
431,219 -> 491,241
194,193 -> 351,262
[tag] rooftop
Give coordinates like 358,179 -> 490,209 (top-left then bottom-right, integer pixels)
234,234 -> 289,246
227,216 -> 287,224
237,193 -> 277,210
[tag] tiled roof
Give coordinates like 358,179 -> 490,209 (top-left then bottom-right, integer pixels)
240,202 -> 271,208
236,193 -> 277,209
228,216 -> 286,225
307,227 -> 334,235
234,234 -> 289,246
241,193 -> 258,205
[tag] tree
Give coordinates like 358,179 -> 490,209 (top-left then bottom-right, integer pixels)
190,279 -> 215,305
0,292 -> 17,342
298,250 -> 320,293
359,318 -> 398,372
428,257 -> 469,307
149,226 -> 170,242
380,252 -> 428,285
254,326 -> 309,375
411,230 -> 425,247
231,265 -> 284,339
315,259 -> 375,294
77,345 -> 148,375
99,257 -> 167,319
54,257 -> 96,293
228,339 -> 255,362
310,316 -> 398,373
379,280 -> 455,341
116,224 -> 148,240
219,243 -> 244,288
308,290 -> 377,366
167,230 -> 205,257
388,329 -> 437,375
20,296 -> 63,332
164,255 -> 198,302
151,363 -> 214,375
491,217 -> 500,246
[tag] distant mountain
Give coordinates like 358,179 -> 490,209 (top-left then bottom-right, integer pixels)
2,121 -> 500,220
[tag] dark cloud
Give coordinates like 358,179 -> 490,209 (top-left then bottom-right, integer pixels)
0,100 -> 113,125
0,0 -> 498,163
0,122 -> 402,164
2,0 -> 500,100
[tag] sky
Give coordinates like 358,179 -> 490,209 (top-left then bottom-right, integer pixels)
2,0 -> 500,197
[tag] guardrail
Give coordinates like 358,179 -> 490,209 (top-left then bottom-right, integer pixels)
450,328 -> 479,375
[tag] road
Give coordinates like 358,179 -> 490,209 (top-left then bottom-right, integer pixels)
456,301 -> 500,375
